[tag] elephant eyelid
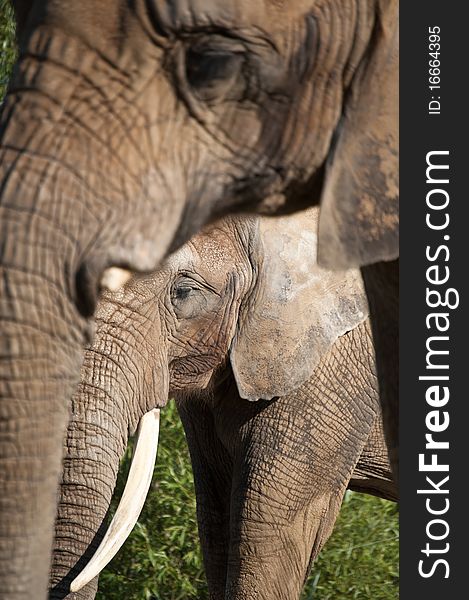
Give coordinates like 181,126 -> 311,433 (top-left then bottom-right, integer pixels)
176,272 -> 219,294
171,277 -> 200,295
184,49 -> 246,99
173,32 -> 251,103
170,278 -> 216,310
184,31 -> 247,52
176,25 -> 279,52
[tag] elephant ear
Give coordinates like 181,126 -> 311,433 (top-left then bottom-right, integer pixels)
230,208 -> 369,401
317,0 -> 398,269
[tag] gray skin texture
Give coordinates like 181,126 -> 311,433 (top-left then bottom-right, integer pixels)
177,326 -> 395,600
0,1 -> 398,596
48,212 -> 396,600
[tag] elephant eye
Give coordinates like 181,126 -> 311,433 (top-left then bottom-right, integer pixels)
172,283 -> 197,301
186,49 -> 242,85
170,275 -> 220,319
184,40 -> 246,102
171,279 -> 200,302
171,277 -> 206,318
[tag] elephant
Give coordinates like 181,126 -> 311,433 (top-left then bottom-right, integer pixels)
48,208 -> 397,599
0,2 -> 398,596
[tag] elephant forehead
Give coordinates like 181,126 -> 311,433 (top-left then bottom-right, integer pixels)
163,244 -> 195,271
190,231 -> 239,275
161,223 -> 240,278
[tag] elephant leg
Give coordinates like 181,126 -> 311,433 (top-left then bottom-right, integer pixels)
349,414 -> 398,502
220,323 -> 380,599
177,389 -> 330,600
226,484 -> 344,600
361,259 -> 399,480
222,392 -> 352,600
176,396 -> 233,600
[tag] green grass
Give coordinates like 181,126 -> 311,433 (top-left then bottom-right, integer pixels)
0,10 -> 398,598
0,0 -> 16,100
98,403 -> 398,600
303,492 -> 398,599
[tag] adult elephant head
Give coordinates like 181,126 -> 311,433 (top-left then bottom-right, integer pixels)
48,207 -> 387,598
0,1 -> 397,596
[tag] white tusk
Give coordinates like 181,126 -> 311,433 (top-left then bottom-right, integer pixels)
100,267 -> 133,292
70,409 -> 160,593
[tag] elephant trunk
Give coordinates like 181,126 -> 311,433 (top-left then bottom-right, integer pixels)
0,61 -> 109,595
49,298 -> 165,599
0,201 -> 90,597
48,329 -> 136,599
0,30 -> 173,597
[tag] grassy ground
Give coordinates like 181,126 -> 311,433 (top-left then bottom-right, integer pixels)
0,0 -> 15,99
0,6 -> 398,598
305,491 -> 398,599
98,403 -> 398,600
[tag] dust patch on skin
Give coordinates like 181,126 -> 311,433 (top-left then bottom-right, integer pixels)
259,208 -> 320,303
356,144 -> 399,245
358,192 -> 399,243
231,206 -> 369,402
378,138 -> 399,199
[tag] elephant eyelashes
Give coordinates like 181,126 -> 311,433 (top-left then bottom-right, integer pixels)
172,284 -> 195,301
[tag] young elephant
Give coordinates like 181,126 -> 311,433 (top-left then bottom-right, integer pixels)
49,209 -> 396,599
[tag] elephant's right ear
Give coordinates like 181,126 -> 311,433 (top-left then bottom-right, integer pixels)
229,208 -> 369,401
317,0 -> 398,269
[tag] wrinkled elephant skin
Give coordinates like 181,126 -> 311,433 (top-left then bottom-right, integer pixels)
1,1 -> 397,596
49,210 -> 396,599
